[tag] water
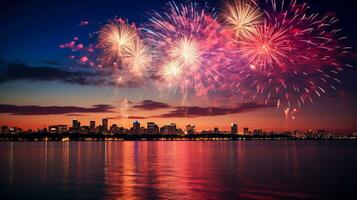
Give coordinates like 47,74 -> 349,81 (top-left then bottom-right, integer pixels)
0,141 -> 356,199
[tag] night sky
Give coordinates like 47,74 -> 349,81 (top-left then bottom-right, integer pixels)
0,0 -> 356,133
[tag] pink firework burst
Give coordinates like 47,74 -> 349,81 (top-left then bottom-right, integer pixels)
143,1 -> 229,97
225,0 -> 351,110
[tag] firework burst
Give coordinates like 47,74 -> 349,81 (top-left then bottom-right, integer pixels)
98,20 -> 139,61
144,1 -> 227,96
225,0 -> 351,110
237,21 -> 293,71
122,40 -> 152,78
221,0 -> 263,38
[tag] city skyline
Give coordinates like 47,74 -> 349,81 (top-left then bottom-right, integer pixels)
2,117 -> 354,136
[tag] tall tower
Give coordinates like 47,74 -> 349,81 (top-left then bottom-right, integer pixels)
102,118 -> 108,132
133,120 -> 140,134
231,123 -> 238,134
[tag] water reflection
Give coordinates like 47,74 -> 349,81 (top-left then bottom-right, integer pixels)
0,141 -> 356,199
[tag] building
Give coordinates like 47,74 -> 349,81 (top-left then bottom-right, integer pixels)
132,120 -> 140,134
48,125 -> 68,134
79,126 -> 89,134
161,123 -> 177,135
102,118 -> 108,132
72,119 -> 80,133
1,126 -> 9,134
243,127 -> 249,135
90,121 -> 96,129
147,122 -> 159,134
90,121 -> 96,134
186,124 -> 196,134
110,124 -> 119,134
231,123 -> 238,134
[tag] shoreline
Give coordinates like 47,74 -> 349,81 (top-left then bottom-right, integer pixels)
1,133 -> 356,141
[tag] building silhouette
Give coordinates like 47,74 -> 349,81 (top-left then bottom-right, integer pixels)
102,119 -> 108,132
231,123 -> 238,134
133,120 -> 140,134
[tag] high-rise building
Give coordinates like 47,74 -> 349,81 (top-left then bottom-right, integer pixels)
102,119 -> 108,132
90,121 -> 96,134
243,127 -> 249,135
231,123 -> 238,134
72,119 -> 80,133
133,120 -> 140,134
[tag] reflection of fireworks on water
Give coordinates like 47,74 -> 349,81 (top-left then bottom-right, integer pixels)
225,0 -> 352,110
143,1 -> 227,96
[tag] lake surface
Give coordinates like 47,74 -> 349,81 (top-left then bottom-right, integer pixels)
0,141 -> 356,199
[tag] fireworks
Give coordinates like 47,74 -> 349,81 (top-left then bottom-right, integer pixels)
221,0 -> 262,38
159,61 -> 183,86
225,0 -> 350,109
98,20 -> 139,60
60,0 -> 351,110
144,1 -> 226,95
123,40 -> 152,78
237,21 -> 292,71
170,36 -> 202,68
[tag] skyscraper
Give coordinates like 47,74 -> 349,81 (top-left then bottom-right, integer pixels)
90,121 -> 96,129
133,120 -> 140,134
72,119 -> 80,133
231,123 -> 238,134
243,127 -> 249,135
102,118 -> 108,132
90,121 -> 96,134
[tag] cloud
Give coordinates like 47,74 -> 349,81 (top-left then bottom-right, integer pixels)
151,103 -> 273,118
132,100 -> 171,110
0,63 -> 117,86
0,104 -> 115,115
